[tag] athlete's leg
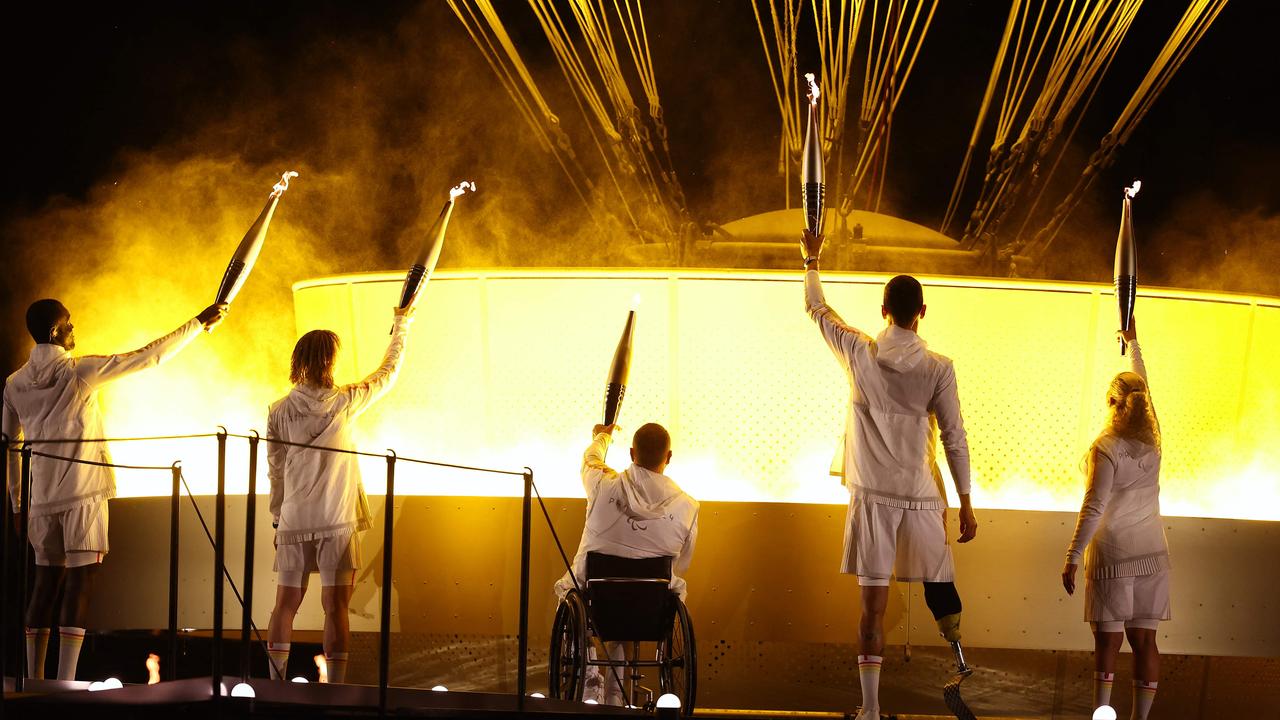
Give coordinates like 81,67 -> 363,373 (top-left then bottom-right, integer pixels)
1091,623 -> 1123,709
24,565 -> 63,679
1125,625 -> 1159,720
267,580 -> 307,679
857,583 -> 889,717
319,574 -> 354,683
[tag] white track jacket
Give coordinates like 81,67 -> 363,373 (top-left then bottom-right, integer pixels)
805,270 -> 971,509
3,319 -> 203,514
556,433 -> 699,600
267,315 -> 410,544
1066,341 -> 1170,579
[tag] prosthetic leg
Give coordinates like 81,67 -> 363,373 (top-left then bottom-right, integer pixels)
924,582 -> 975,720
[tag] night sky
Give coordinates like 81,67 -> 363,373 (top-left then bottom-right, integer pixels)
2,1 -> 1276,371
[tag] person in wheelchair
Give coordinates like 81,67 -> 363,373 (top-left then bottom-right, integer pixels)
554,421 -> 699,706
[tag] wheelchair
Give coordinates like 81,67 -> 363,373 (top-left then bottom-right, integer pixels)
548,552 -> 696,714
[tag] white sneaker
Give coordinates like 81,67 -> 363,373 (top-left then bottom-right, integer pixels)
855,709 -> 881,720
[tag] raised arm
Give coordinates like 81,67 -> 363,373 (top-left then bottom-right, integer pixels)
582,424 -> 619,497
1120,317 -> 1158,434
801,230 -> 872,363
74,304 -> 226,388
344,308 -> 413,416
2,389 -> 22,512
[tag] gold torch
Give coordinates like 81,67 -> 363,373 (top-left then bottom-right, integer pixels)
397,181 -> 477,311
1114,180 -> 1141,355
801,73 -> 824,235
602,296 -> 640,426
213,171 -> 299,318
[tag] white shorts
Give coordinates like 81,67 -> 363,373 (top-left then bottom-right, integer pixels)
841,496 -> 954,586
274,532 -> 360,588
29,499 -> 109,568
1085,570 -> 1171,632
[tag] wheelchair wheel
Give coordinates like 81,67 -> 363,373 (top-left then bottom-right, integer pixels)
548,589 -> 587,701
659,597 -> 696,714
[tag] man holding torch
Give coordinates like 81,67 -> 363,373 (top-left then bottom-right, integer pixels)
3,299 -> 227,680
800,230 -> 977,720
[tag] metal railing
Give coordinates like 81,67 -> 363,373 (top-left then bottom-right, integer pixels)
1,429 -> 534,716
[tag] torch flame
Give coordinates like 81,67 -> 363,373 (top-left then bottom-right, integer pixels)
271,170 -> 300,198
315,654 -> 328,684
1125,180 -> 1141,199
146,653 -> 161,685
804,72 -> 820,105
631,293 -> 642,310
449,181 -> 477,200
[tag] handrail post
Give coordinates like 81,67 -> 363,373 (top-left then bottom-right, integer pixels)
518,468 -> 533,706
241,431 -> 259,681
169,462 -> 182,681
379,451 -> 397,717
213,429 -> 227,700
16,445 -> 32,692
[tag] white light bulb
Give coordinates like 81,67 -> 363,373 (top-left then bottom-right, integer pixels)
656,693 -> 681,709
431,685 -> 449,692
291,677 -> 309,684
88,681 -> 106,692
584,699 -> 598,705
103,677 -> 124,690
231,682 -> 256,698
529,692 -> 545,698
1093,706 -> 1118,720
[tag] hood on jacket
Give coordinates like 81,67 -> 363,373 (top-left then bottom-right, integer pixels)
875,324 -> 927,372
20,345 -> 70,390
284,384 -> 339,414
620,464 -> 686,520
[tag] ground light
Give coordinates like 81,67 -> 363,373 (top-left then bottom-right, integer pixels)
1093,707 -> 1118,720
230,683 -> 255,698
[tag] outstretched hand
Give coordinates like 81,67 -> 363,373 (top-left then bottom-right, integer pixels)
1062,562 -> 1078,595
198,303 -> 229,330
592,424 -> 620,438
801,229 -> 825,263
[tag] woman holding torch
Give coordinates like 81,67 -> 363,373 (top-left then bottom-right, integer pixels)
1063,317 -> 1169,720
264,305 -> 414,683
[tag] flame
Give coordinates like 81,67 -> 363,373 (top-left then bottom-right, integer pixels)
1125,180 -> 1142,199
449,180 -> 477,200
631,293 -> 642,310
146,653 -> 161,685
804,72 -> 820,104
315,654 -> 328,683
271,170 -> 300,198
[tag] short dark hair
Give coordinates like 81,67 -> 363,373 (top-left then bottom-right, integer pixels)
883,275 -> 923,327
632,423 -> 671,469
26,299 -> 69,343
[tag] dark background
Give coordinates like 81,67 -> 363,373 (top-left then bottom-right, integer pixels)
2,1 -> 1276,373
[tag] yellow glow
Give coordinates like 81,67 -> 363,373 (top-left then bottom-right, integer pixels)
84,267 -> 1280,523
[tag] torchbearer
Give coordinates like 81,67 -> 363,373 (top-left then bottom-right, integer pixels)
801,73 -> 825,235
1063,316 -> 1169,720
213,171 -> 299,316
1114,181 -> 1141,354
3,299 -> 227,680
264,303 -> 416,684
397,181 -> 476,311
799,230 -> 977,720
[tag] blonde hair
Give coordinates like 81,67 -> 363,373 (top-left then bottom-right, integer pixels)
290,330 -> 340,388
1106,371 -> 1160,449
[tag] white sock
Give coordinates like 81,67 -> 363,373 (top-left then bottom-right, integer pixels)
858,654 -> 883,713
25,628 -> 50,680
267,642 -> 291,680
325,652 -> 349,684
57,627 -> 86,681
1094,671 -> 1115,709
1132,680 -> 1157,720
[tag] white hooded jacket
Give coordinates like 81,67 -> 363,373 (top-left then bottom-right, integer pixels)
267,315 -> 410,544
805,270 -> 971,509
3,319 -> 203,514
556,433 -> 699,600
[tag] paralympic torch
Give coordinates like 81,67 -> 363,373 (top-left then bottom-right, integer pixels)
801,73 -> 825,235
213,171 -> 299,317
602,296 -> 640,426
1114,181 -> 1141,355
397,181 -> 477,311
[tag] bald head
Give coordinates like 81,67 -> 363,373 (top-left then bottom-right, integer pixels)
630,423 -> 672,472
